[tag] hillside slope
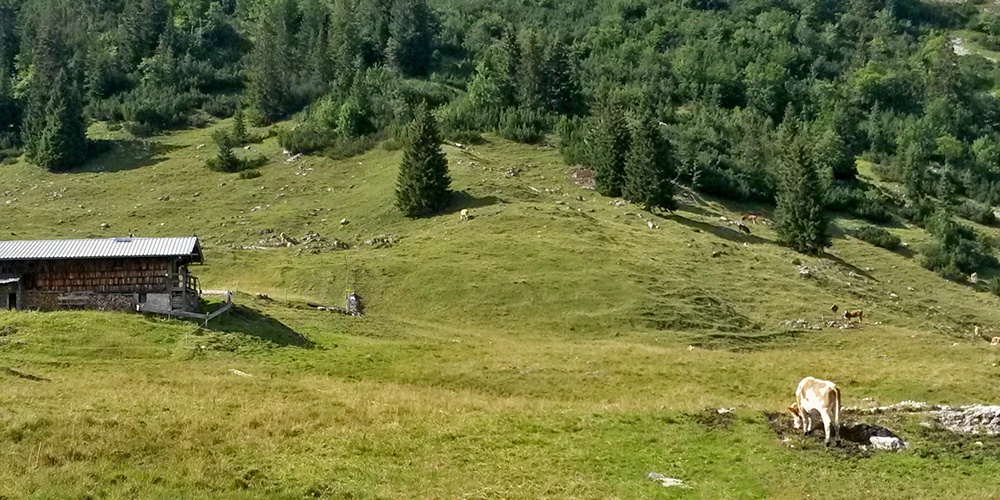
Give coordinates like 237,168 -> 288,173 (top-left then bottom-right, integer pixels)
1,123 -> 1000,497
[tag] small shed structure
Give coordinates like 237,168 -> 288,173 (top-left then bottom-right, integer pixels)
0,236 -> 203,314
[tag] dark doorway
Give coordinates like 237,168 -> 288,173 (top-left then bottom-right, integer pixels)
7,292 -> 15,310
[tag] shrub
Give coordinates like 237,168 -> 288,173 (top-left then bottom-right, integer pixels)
278,123 -> 335,155
322,135 -> 380,160
825,184 -> 893,223
203,94 -> 239,118
238,169 -> 262,180
498,107 -> 549,144
956,200 -> 997,226
854,225 -> 900,250
989,278 -> 1000,297
921,210 -> 999,279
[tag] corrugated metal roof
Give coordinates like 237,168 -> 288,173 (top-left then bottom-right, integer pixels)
0,276 -> 19,284
0,237 -> 202,261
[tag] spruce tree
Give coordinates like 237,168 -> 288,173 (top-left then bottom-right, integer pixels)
396,103 -> 451,217
246,0 -> 297,124
232,105 -> 248,145
386,0 -> 433,76
623,109 -> 677,212
589,100 -> 629,198
775,117 -> 831,255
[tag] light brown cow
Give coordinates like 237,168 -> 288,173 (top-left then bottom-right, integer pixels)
741,214 -> 761,224
991,336 -> 1000,346
844,309 -> 863,323
787,376 -> 842,447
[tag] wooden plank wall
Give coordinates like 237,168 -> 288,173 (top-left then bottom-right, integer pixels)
0,258 -> 176,293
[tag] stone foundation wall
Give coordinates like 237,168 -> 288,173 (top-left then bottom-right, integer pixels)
24,291 -> 137,312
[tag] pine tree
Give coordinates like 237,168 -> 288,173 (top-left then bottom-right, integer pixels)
246,0 -> 297,124
396,102 -> 452,217
28,69 -> 88,171
386,0 -> 433,76
22,19 -> 87,172
515,29 -> 545,110
775,116 -> 831,255
589,100 -> 629,198
543,38 -> 579,115
623,109 -> 677,212
232,105 -> 248,145
328,0 -> 363,94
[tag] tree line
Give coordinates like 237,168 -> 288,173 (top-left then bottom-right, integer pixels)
2,0 -> 1000,272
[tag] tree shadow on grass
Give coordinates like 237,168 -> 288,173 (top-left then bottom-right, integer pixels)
72,139 -> 183,174
444,190 -> 504,215
203,305 -> 314,348
668,213 -> 773,245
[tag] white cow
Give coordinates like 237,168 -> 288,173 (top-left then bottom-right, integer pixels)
787,376 -> 842,447
460,209 -> 469,222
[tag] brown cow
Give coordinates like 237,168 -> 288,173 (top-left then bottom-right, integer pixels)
741,214 -> 761,224
844,309 -> 863,323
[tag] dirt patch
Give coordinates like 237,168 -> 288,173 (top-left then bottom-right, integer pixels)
689,408 -> 734,429
765,411 -> 901,454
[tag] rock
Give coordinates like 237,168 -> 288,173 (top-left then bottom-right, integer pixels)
646,220 -> 657,229
100,222 -> 110,229
158,195 -> 170,201
196,143 -> 205,150
711,250 -> 721,258
193,192 -> 201,197
647,473 -> 689,488
799,267 -> 811,278
907,286 -> 915,291
229,369 -> 254,378
340,218 -> 349,225
869,436 -> 906,451
791,258 -> 802,266
889,292 -> 899,299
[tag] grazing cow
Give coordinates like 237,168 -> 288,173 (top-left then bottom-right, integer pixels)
992,337 -> 1000,346
737,223 -> 752,235
787,376 -> 842,447
741,214 -> 761,224
970,272 -> 979,284
460,209 -> 469,222
844,309 -> 863,323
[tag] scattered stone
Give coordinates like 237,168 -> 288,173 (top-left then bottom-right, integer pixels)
646,220 -> 657,229
799,267 -> 811,278
711,250 -> 721,258
869,436 -> 906,451
364,234 -> 400,248
889,292 -> 899,299
196,143 -> 205,150
907,286 -> 915,291
229,369 -> 254,378
193,192 -> 201,197
157,195 -> 170,201
340,218 -> 349,225
255,293 -> 273,301
647,473 -> 689,488
933,405 -> 1000,435
100,222 -> 110,229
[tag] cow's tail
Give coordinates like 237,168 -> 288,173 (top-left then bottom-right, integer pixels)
832,386 -> 842,443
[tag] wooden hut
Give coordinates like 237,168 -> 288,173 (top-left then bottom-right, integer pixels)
0,236 -> 203,313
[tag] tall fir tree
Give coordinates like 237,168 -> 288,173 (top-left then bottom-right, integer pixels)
543,38 -> 579,115
396,102 -> 451,217
22,18 -> 86,171
328,0 -> 363,94
27,68 -> 87,171
385,0 -> 433,76
623,109 -> 677,212
775,114 -> 831,255
246,0 -> 298,124
515,29 -> 545,110
589,100 -> 629,198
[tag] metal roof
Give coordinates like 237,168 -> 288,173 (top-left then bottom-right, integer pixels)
0,237 -> 202,262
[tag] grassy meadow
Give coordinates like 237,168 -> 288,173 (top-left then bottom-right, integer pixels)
2,121 -> 1000,498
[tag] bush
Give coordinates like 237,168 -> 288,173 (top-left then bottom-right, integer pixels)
854,225 -> 900,250
989,278 -> 1000,297
956,200 -> 997,226
278,123 -> 335,155
203,94 -> 239,119
238,169 -> 262,180
825,184 -> 893,223
322,135 -> 380,160
498,107 -> 549,144
921,210 -> 999,279
899,197 -> 938,227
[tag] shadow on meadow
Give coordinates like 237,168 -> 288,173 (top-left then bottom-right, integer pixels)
203,305 -> 314,348
446,190 -> 504,215
74,139 -> 184,173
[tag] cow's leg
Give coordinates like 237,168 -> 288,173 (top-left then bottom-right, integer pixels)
820,410 -> 833,447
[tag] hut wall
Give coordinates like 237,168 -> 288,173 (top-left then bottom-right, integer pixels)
2,258 -> 175,293
23,291 -> 137,312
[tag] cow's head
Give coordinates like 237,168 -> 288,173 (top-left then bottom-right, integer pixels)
787,403 -> 802,429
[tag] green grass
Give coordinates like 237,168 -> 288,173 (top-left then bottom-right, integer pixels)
2,121 -> 1000,497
